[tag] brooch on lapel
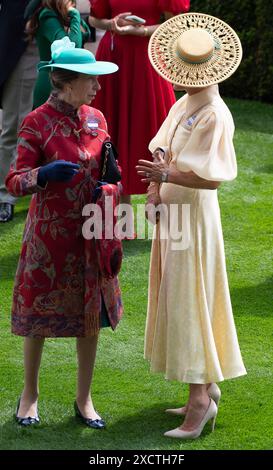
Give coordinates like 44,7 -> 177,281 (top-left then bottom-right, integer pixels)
182,114 -> 197,131
186,114 -> 197,127
87,121 -> 99,137
82,114 -> 101,137
73,117 -> 100,140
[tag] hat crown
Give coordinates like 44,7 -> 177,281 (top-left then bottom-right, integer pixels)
177,28 -> 214,64
53,48 -> 96,65
148,12 -> 243,88
38,36 -> 118,75
50,37 -> 96,65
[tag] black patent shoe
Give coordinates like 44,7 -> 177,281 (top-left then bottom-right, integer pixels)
0,203 -> 14,222
15,398 -> 40,427
74,401 -> 106,429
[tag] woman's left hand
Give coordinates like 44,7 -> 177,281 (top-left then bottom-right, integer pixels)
136,155 -> 170,183
113,20 -> 145,36
114,12 -> 133,27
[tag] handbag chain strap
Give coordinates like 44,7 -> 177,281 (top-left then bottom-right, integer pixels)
102,142 -> 111,179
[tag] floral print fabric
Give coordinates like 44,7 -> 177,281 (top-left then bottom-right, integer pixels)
6,94 -> 123,337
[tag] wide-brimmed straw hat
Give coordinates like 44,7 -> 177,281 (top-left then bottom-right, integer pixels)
148,12 -> 242,87
39,37 -> 118,75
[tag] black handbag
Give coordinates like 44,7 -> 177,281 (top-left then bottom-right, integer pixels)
92,142 -> 121,202
100,141 -> 121,184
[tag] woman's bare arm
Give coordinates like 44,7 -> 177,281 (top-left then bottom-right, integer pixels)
136,157 -> 221,190
88,11 -> 174,36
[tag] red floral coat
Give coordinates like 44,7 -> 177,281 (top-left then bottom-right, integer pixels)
6,94 -> 123,338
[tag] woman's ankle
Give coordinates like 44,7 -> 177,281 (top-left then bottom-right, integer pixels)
188,395 -> 210,409
76,395 -> 92,406
21,390 -> 39,402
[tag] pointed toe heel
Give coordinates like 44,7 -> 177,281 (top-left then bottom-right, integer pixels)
164,399 -> 218,440
165,407 -> 187,416
166,383 -> 221,417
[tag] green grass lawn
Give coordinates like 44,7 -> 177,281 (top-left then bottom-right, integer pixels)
0,97 -> 272,450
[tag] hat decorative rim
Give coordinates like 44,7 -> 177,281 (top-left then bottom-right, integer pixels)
148,12 -> 242,87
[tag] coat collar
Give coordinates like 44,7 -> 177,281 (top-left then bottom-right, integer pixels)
185,84 -> 219,117
47,92 -> 78,118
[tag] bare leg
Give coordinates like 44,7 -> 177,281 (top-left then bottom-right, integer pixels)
76,335 -> 100,420
180,382 -> 213,414
179,384 -> 210,431
17,337 -> 45,417
119,194 -> 135,238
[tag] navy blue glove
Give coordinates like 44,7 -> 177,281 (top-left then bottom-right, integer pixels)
37,160 -> 80,187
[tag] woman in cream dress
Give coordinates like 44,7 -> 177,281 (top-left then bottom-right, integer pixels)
136,13 -> 247,439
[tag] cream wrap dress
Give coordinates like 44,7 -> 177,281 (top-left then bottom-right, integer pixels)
144,85 -> 247,384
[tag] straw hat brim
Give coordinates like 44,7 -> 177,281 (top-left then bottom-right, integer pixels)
148,12 -> 243,88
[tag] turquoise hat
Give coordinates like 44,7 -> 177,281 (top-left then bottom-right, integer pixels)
39,37 -> 118,75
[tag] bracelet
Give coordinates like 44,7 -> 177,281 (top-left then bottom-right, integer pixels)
143,26 -> 149,37
161,171 -> 169,183
108,19 -> 114,31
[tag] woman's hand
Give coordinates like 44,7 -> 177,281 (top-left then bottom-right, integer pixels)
145,181 -> 161,224
37,161 -> 80,187
137,154 -> 221,189
112,13 -> 146,36
113,23 -> 145,36
114,12 -> 135,27
66,0 -> 76,11
152,148 -> 165,161
136,154 -> 170,183
145,190 -> 161,224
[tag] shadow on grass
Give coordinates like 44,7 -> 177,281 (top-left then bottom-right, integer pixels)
0,403 -> 214,450
231,276 -> 273,318
255,164 -> 273,174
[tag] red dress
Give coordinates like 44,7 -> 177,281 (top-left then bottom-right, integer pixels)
90,0 -> 190,195
6,94 -> 123,338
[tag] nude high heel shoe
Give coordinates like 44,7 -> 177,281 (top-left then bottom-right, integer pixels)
165,383 -> 221,416
207,382 -> 221,406
164,399 -> 217,439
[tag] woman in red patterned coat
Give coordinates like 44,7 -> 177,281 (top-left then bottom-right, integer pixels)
5,37 -> 120,428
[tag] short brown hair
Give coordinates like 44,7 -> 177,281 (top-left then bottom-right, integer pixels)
50,69 -> 80,90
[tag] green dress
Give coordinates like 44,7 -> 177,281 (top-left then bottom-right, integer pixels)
33,8 -> 90,108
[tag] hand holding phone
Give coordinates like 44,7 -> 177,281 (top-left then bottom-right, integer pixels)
125,15 -> 146,25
